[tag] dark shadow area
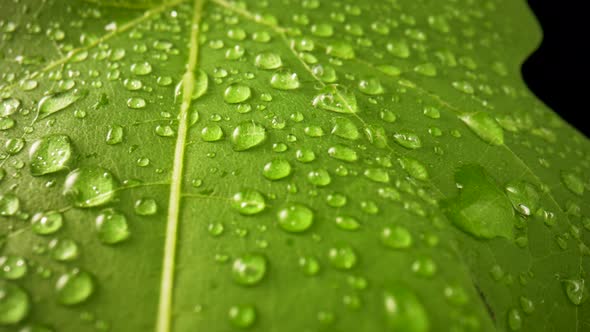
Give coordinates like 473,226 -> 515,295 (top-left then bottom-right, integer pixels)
522,1 -> 588,137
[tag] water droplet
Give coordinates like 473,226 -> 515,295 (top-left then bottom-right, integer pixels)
386,40 -> 410,58
335,216 -> 360,231
327,245 -> 357,270
38,89 -> 87,117
358,78 -> 384,95
31,211 -> 63,235
562,278 -> 587,305
201,125 -> 224,142
106,125 -> 124,145
231,122 -> 267,151
270,71 -> 300,90
504,181 -> 540,216
442,165 -> 515,239
459,112 -> 504,146
0,98 -> 20,116
327,144 -> 358,162
0,282 -> 30,325
224,84 -> 252,104
232,254 -> 267,286
326,41 -> 355,59
423,106 -> 440,119
411,257 -> 437,278
393,130 -> 422,149
127,97 -> 146,109
507,308 -> 522,331
312,64 -> 337,83
298,256 -> 320,276
254,52 -> 282,69
263,159 -> 292,180
278,204 -> 313,232
49,239 -> 79,261
55,270 -> 94,305
312,85 -> 358,114
331,117 -> 359,140
383,285 -> 429,332
295,148 -> 315,163
399,157 -> 429,180
96,209 -> 130,244
134,198 -> 157,216
414,63 -> 437,77
0,194 -> 19,216
561,171 -> 585,196
63,167 -> 117,208
381,226 -> 412,249
231,190 -> 266,215
29,134 -> 73,176
307,168 -> 331,186
364,168 -> 390,183
0,255 -> 27,280
130,62 -> 152,75
228,304 -> 256,328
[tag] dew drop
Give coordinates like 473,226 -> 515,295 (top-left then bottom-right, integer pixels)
312,85 -> 358,114
383,285 -> 429,332
224,84 -> 251,104
55,270 -> 94,305
328,245 -> 357,270
0,255 -> 27,280
95,209 -> 130,244
270,71 -> 300,90
381,225 -> 412,249
254,52 -> 282,69
0,282 -> 30,325
29,134 -> 73,176
393,130 -> 422,149
278,203 -> 314,232
231,190 -> 266,215
262,159 -> 292,180
31,211 -> 63,235
459,112 -> 504,146
231,122 -> 267,151
228,304 -> 256,328
63,166 -> 117,208
232,254 -> 267,286
38,89 -> 87,117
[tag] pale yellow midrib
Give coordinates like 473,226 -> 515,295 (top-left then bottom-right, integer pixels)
156,0 -> 205,331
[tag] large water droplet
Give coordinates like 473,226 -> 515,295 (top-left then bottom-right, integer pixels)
31,211 -> 63,235
38,89 -> 87,117
232,254 -> 267,286
95,209 -> 130,244
312,85 -> 358,114
263,159 -> 292,180
224,84 -> 251,104
327,245 -> 357,270
278,204 -> 314,232
231,122 -> 267,151
0,282 -> 30,325
383,285 -> 429,332
63,166 -> 117,207
254,52 -> 282,69
381,225 -> 413,249
270,71 -> 300,90
504,181 -> 539,216
55,270 -> 94,305
442,165 -> 515,239
231,190 -> 266,215
29,134 -> 74,176
0,194 -> 19,216
459,112 -> 504,146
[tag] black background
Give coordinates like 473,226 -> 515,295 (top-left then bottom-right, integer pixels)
523,1 -> 588,137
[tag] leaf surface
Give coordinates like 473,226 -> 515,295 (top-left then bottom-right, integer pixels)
0,0 -> 589,331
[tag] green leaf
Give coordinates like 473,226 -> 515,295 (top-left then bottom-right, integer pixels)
0,0 -> 589,331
